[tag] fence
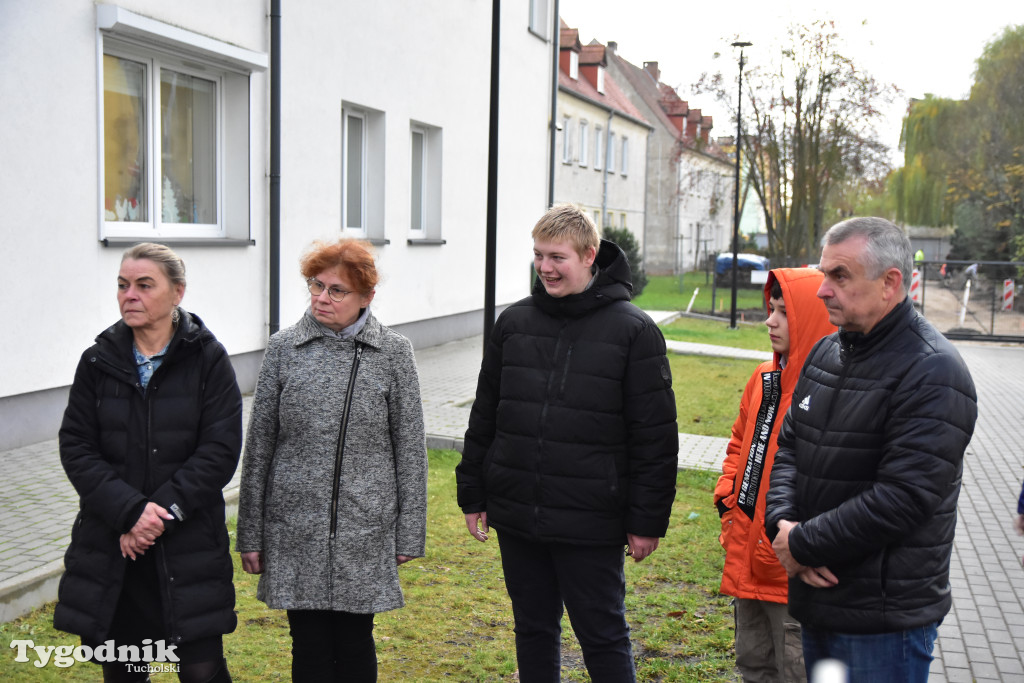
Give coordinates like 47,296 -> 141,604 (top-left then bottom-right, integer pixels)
914,260 -> 1024,342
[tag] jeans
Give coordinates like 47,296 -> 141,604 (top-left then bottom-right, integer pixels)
497,531 -> 635,683
801,622 -> 938,683
287,610 -> 377,682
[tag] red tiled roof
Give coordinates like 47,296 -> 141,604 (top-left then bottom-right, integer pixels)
559,65 -> 648,126
606,49 -> 729,162
560,27 -> 581,52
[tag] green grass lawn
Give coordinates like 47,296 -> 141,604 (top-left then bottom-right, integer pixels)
634,274 -> 766,316
660,317 -> 770,352
670,355 -> 759,437
0,454 -> 738,682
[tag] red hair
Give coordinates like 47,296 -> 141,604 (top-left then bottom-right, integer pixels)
299,239 -> 379,294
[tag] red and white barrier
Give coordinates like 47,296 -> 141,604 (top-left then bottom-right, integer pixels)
910,268 -> 921,303
1003,279 -> 1015,311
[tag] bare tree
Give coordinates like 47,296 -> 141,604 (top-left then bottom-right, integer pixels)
697,21 -> 896,263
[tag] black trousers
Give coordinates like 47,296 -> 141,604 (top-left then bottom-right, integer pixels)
286,609 -> 377,682
497,531 -> 635,683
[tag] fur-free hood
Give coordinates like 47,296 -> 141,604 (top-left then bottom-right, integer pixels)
763,268 -> 837,392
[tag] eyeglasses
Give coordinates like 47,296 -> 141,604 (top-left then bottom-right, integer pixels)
306,278 -> 352,303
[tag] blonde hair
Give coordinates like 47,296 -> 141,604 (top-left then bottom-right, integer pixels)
531,203 -> 600,257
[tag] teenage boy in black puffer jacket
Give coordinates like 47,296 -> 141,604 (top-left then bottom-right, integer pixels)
457,203 -> 679,682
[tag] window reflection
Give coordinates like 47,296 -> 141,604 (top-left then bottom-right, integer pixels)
160,70 -> 217,224
103,55 -> 147,222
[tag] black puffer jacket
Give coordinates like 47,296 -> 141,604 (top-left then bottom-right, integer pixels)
54,310 -> 242,644
456,240 -> 678,545
765,298 -> 977,633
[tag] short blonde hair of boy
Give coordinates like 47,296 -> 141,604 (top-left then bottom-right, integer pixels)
531,203 -> 600,257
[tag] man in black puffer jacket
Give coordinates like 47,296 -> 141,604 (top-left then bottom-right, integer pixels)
456,203 -> 678,682
765,217 -> 977,682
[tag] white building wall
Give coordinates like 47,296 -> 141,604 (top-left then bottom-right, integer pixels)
676,151 -> 734,272
0,0 -> 270,402
0,0 -> 552,449
553,95 -> 648,241
277,0 -> 551,331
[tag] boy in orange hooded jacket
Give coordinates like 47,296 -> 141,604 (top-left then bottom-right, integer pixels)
714,268 -> 836,682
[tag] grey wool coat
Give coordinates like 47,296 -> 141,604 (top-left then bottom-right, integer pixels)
236,309 -> 427,613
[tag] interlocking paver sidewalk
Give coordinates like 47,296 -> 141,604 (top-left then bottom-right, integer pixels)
1,321 -> 1022,682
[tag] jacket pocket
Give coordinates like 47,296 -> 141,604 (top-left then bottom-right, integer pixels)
750,528 -> 788,584
718,504 -> 737,550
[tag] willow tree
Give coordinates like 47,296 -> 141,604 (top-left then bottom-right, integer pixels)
891,95 -> 969,227
948,25 -> 1024,263
697,21 -> 894,264
888,25 -> 1024,264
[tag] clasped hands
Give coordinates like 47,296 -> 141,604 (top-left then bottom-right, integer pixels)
120,501 -> 175,560
772,520 -> 839,588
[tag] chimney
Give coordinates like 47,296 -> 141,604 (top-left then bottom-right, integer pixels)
643,61 -> 660,82
607,41 -> 617,53
700,115 -> 713,145
686,109 -> 701,141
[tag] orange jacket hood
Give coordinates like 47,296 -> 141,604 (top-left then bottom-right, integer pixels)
764,268 -> 837,396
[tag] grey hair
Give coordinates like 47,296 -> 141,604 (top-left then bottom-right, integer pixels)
822,217 -> 912,293
121,242 -> 187,288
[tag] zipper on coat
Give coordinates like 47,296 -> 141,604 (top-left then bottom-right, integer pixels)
144,386 -> 152,493
158,546 -> 179,643
558,344 -> 574,397
330,345 -> 363,539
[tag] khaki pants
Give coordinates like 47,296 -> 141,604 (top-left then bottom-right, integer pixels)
734,597 -> 806,683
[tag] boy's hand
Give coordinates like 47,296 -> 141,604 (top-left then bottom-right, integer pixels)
465,512 -> 489,542
626,534 -> 659,562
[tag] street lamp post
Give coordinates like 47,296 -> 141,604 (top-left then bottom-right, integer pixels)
729,40 -> 751,329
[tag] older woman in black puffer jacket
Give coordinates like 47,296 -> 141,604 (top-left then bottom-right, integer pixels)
56,243 -> 241,683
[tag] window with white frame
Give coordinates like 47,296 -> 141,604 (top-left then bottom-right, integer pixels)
569,51 -> 579,80
97,6 -> 266,242
409,121 -> 443,240
578,120 -> 589,166
342,102 -> 386,240
608,132 -> 616,173
621,137 -> 629,175
562,115 -> 572,163
529,0 -> 549,39
593,210 -> 601,229
596,66 -> 605,94
594,125 -> 604,170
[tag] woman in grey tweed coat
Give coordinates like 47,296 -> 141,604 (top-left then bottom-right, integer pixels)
236,239 -> 427,682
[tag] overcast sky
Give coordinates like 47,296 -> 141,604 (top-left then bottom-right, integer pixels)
558,0 -> 1023,165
